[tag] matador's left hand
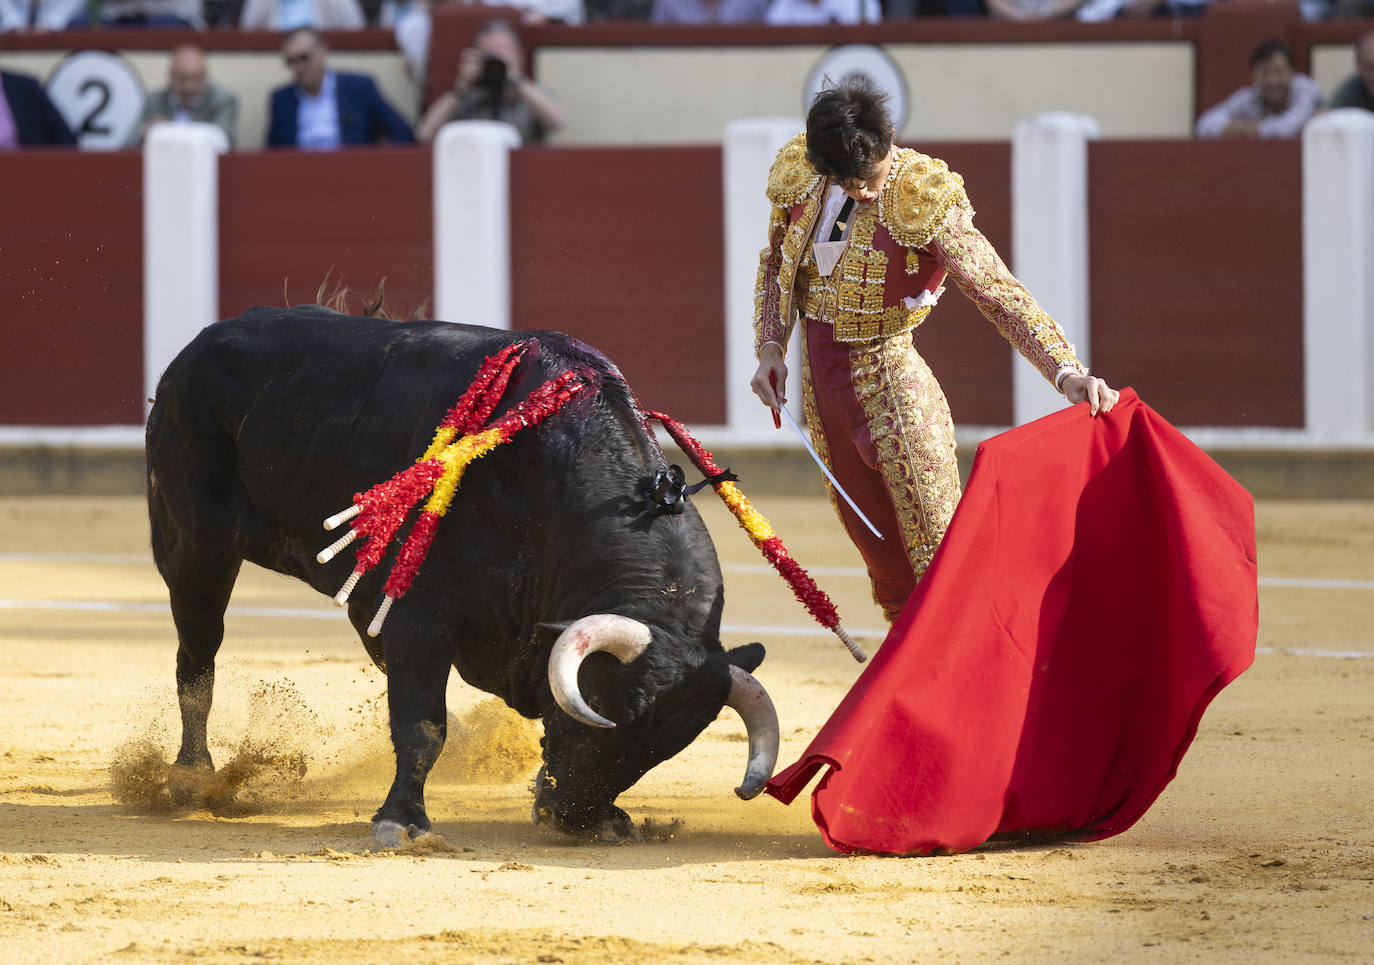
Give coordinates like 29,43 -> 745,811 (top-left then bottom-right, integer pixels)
1061,374 -> 1120,416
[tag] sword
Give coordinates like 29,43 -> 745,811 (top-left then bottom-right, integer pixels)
769,374 -> 884,541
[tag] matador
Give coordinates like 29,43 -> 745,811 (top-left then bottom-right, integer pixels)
751,80 -> 1117,621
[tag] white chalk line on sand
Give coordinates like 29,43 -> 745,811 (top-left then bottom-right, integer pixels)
3,554 -> 1374,593
0,599 -> 1370,659
725,564 -> 1374,592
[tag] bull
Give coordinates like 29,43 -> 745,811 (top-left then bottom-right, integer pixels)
145,306 -> 779,846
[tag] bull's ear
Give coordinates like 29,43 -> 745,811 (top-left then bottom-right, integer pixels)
725,642 -> 765,672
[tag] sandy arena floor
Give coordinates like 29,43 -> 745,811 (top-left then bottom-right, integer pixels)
0,492 -> 1370,963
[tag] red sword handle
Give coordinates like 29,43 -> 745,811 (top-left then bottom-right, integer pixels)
768,371 -> 782,429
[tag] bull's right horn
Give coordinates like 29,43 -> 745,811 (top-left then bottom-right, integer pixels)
548,614 -> 652,729
724,665 -> 780,801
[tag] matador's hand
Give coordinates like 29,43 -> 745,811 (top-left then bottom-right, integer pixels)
750,343 -> 787,410
1061,374 -> 1119,416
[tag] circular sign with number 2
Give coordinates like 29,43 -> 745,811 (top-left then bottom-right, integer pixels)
47,50 -> 146,151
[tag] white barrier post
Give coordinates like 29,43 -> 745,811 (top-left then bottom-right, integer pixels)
1303,110 -> 1374,438
724,117 -> 802,440
433,121 -> 521,327
143,123 -> 228,418
1011,112 -> 1099,426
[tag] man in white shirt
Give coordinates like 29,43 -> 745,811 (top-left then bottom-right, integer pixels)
765,0 -> 879,24
1195,40 -> 1324,140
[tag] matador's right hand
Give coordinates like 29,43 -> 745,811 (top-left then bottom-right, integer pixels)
750,342 -> 788,410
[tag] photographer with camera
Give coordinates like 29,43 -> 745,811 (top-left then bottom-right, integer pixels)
415,19 -> 565,146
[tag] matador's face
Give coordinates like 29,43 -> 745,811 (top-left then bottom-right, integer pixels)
837,144 -> 895,205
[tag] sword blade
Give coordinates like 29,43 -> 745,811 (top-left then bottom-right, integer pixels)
777,404 -> 884,541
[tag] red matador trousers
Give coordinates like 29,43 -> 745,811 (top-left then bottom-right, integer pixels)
801,318 -> 962,621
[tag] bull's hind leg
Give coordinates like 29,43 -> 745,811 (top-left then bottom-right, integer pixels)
150,480 -> 242,776
370,617 -> 450,847
163,553 -> 242,773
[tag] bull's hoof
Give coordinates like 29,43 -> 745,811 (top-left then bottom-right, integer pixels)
590,816 -> 643,845
532,804 -> 641,844
372,819 -> 423,849
168,762 -> 213,810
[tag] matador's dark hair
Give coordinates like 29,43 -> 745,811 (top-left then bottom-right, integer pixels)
804,75 -> 893,185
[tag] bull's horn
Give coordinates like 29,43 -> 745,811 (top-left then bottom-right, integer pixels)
548,614 -> 652,729
725,665 -> 780,801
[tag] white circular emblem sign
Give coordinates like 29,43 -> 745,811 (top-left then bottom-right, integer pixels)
46,51 -> 146,150
804,45 -> 910,134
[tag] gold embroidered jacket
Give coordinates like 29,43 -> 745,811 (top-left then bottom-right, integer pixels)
753,132 -> 1086,387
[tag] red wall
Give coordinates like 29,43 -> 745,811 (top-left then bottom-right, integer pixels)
219,147 -> 433,320
0,151 -> 143,425
0,140 -> 1309,431
509,145 -> 725,423
1088,139 -> 1303,427
913,142 -> 1015,427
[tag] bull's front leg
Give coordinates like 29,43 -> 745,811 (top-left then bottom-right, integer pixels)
371,626 -> 450,848
532,715 -> 640,843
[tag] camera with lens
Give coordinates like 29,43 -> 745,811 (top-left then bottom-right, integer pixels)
476,55 -> 508,92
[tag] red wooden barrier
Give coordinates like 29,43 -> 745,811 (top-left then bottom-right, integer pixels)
911,142 -> 1015,428
509,145 -> 726,423
0,151 -> 143,426
1088,139 -> 1303,427
0,140 -> 1311,430
219,147 -> 433,321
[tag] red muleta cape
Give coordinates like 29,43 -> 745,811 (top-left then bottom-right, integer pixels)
764,389 -> 1258,855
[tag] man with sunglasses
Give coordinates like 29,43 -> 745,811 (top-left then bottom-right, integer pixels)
267,27 -> 415,148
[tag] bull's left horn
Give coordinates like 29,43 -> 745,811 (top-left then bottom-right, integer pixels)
548,614 -> 652,729
724,665 -> 779,801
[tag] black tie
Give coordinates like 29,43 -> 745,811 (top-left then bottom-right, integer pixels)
828,197 -> 855,242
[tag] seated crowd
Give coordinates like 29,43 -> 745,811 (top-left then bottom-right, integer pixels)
2,0 -> 1373,29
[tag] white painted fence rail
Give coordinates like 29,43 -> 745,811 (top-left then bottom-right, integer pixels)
142,122 -> 228,419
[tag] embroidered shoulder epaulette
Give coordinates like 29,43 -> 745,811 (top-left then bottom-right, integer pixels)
765,131 -> 820,208
878,149 -> 970,249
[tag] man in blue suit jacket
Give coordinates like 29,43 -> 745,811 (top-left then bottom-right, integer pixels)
0,71 -> 77,148
267,27 -> 415,149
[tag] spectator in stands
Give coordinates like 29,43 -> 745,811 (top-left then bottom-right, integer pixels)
1195,40 -> 1323,139
389,0 -> 432,85
1074,0 -> 1206,21
1334,0 -> 1373,15
650,0 -> 766,23
0,69 -> 76,147
67,0 -> 205,27
474,0 -> 585,24
765,0 -> 879,24
1328,31 -> 1374,113
415,19 -> 563,146
0,0 -> 56,29
239,0 -> 365,30
585,0 -> 652,19
986,0 -> 1085,19
267,27 -> 415,148
127,45 -> 239,148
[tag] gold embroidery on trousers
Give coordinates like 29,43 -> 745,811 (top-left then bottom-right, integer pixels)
849,336 -> 961,586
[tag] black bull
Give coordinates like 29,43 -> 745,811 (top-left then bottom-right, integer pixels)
146,307 -> 779,846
